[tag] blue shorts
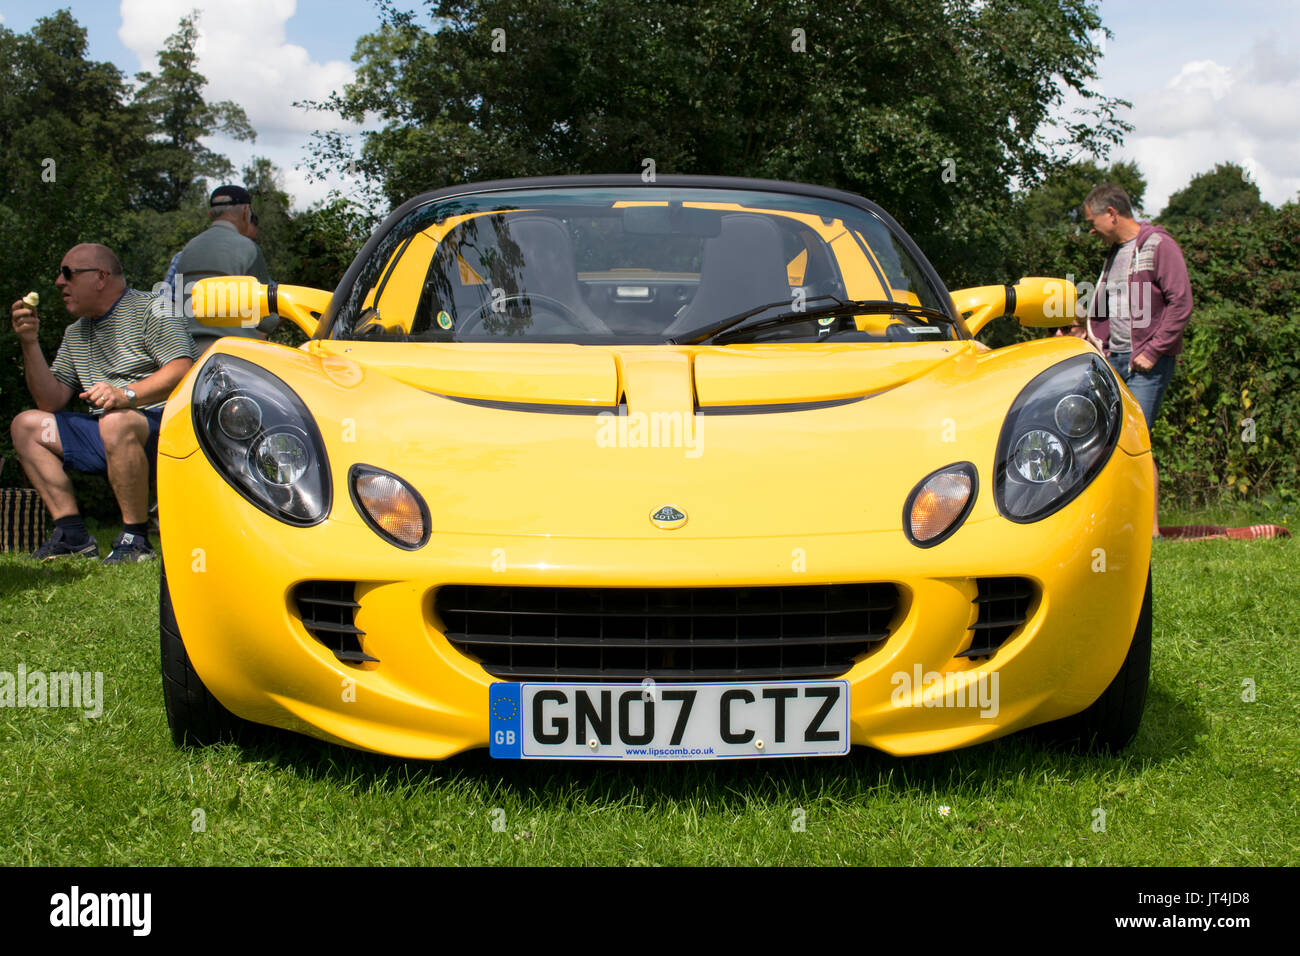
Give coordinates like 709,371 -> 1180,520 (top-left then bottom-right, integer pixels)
1106,351 -> 1176,428
55,409 -> 164,473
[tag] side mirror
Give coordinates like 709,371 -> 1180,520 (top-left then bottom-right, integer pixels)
190,277 -> 329,338
952,277 -> 1079,337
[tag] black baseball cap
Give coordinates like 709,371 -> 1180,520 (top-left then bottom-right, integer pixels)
210,185 -> 253,207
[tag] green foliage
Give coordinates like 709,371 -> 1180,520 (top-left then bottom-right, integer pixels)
132,13 -> 256,212
1159,162 -> 1267,228
279,198 -> 377,293
308,0 -> 1129,286
1022,159 -> 1147,230
1152,205 -> 1300,509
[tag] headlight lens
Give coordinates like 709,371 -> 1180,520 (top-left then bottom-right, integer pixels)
218,395 -> 262,440
904,462 -> 977,547
1011,429 -> 1067,483
1053,394 -> 1097,438
192,354 -> 331,525
995,354 -> 1121,522
254,431 -> 311,484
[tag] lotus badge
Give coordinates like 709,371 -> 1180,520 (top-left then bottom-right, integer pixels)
650,505 -> 688,530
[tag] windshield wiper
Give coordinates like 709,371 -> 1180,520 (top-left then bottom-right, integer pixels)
671,297 -> 955,345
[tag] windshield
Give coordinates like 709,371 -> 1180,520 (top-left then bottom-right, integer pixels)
333,185 -> 956,343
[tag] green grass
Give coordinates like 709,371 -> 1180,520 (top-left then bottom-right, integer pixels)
1,523 -> 1296,865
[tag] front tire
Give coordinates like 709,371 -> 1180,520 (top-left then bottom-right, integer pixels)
160,561 -> 255,747
1035,569 -> 1152,752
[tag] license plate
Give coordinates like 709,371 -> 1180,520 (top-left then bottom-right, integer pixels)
489,680 -> 849,760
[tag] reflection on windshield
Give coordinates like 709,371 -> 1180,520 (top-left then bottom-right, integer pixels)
343,188 -> 954,343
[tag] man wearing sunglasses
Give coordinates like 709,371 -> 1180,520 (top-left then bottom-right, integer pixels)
9,244 -> 195,563
169,184 -> 278,353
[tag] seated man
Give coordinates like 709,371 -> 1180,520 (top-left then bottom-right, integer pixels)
9,243 -> 195,563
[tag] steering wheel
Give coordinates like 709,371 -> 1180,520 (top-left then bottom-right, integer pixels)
455,293 -> 591,335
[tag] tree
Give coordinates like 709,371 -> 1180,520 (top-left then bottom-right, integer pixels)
0,12 -> 148,280
1021,159 -> 1147,231
242,157 -> 295,277
1160,162 -> 1267,228
283,198 -> 375,292
132,12 -> 256,212
0,10 -> 150,370
306,0 -> 1129,285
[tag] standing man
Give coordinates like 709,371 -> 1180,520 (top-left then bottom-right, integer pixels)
172,184 -> 278,353
10,244 -> 195,562
1077,183 -> 1194,537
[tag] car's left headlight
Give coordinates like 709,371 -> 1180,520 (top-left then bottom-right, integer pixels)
191,354 -> 331,525
994,354 -> 1122,522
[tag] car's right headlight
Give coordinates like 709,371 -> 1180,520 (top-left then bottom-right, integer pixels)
994,353 -> 1122,522
191,353 -> 331,525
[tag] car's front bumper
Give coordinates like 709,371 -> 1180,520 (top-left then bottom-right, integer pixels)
159,438 -> 1152,759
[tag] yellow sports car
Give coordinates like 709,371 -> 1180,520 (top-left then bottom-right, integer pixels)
158,175 -> 1153,760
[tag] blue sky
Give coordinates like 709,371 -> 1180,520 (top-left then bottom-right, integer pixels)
0,0 -> 379,65
1,1 -> 1296,214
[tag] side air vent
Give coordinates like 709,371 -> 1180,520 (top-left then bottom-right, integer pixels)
293,580 -> 377,664
958,577 -> 1035,659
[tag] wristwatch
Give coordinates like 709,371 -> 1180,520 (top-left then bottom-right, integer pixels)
123,387 -> 138,409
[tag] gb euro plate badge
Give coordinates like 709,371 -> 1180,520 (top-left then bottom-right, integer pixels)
489,680 -> 849,760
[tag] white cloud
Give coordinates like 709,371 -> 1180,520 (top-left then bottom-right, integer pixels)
1169,60 -> 1232,99
1120,39 -> 1300,211
118,0 -> 369,210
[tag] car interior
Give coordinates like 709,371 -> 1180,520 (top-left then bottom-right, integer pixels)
353,204 -> 943,341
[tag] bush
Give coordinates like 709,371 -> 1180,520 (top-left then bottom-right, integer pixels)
1153,205 -> 1300,511
1156,304 -> 1300,511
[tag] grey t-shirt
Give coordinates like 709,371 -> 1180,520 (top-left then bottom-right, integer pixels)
173,220 -> 275,342
1104,237 -> 1138,353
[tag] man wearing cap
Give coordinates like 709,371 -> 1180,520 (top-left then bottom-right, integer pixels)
171,184 -> 278,353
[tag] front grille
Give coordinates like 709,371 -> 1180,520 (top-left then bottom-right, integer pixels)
294,580 -> 378,663
959,577 -> 1035,658
436,584 -> 897,681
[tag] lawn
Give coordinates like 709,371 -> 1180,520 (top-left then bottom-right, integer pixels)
1,524 -> 1296,866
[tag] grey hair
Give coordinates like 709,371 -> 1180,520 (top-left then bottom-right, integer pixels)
209,203 -> 248,222
1083,184 -> 1134,219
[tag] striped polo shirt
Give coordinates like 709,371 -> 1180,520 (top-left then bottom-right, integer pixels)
49,289 -> 196,413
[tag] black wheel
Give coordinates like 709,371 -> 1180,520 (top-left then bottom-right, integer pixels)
1034,569 -> 1152,753
160,561 -> 255,747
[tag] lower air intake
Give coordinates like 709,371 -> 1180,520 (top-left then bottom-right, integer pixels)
436,583 -> 898,681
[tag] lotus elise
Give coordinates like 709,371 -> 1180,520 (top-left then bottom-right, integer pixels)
158,175 -> 1152,760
